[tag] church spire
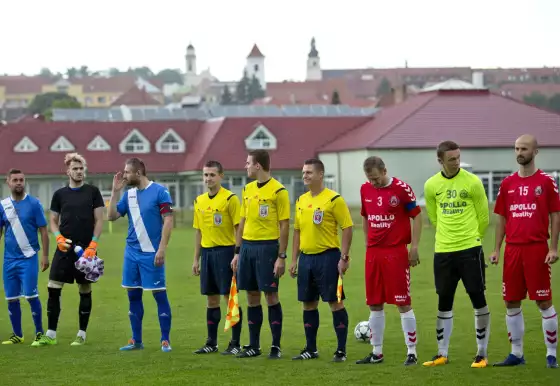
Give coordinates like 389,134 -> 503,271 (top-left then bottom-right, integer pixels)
308,37 -> 319,58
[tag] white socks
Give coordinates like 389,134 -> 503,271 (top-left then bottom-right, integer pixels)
540,306 -> 558,358
474,306 -> 490,357
46,330 -> 56,339
400,309 -> 417,355
369,310 -> 385,355
506,308 -> 524,357
436,311 -> 453,357
78,330 -> 87,340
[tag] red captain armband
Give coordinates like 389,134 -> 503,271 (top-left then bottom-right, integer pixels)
159,203 -> 173,215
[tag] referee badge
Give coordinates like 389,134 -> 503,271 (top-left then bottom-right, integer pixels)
313,209 -> 324,224
259,204 -> 269,218
213,213 -> 223,225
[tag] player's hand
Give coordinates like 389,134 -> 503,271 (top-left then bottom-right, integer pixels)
289,261 -> 298,278
545,249 -> 559,265
231,254 -> 239,273
489,251 -> 500,265
192,259 -> 200,276
40,255 -> 50,272
56,235 -> 72,252
112,171 -> 126,192
154,249 -> 165,266
84,241 -> 98,260
409,247 -> 420,267
273,258 -> 285,278
338,259 -> 349,276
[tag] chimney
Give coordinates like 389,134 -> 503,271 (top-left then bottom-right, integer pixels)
472,71 -> 484,88
392,84 -> 407,104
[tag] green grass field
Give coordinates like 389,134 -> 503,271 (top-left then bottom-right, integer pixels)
0,214 -> 558,385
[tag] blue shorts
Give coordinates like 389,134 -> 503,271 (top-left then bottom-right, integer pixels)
297,248 -> 345,303
200,246 -> 235,296
121,248 -> 166,291
237,240 -> 279,293
3,254 -> 39,300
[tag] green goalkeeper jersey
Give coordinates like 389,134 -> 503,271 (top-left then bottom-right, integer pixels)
424,168 -> 489,253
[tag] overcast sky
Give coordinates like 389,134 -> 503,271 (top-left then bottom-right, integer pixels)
1,0 -> 557,82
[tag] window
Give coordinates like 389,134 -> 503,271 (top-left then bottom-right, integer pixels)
231,176 -> 244,187
245,124 -> 277,150
119,129 -> 150,154
87,135 -> 111,151
28,183 -> 40,198
188,63 -> 193,72
50,136 -> 75,152
491,171 -> 512,201
254,64 -> 259,72
13,136 -> 38,152
97,96 -> 106,104
155,129 -> 185,153
324,174 -> 336,191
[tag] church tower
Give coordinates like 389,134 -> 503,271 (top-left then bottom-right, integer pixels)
246,44 -> 266,90
306,37 -> 322,81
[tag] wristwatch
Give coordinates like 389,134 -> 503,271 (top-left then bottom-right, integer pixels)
341,254 -> 350,261
278,252 -> 287,259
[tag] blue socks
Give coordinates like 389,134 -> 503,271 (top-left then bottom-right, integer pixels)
128,289 -> 144,343
153,291 -> 172,343
28,297 -> 43,334
8,300 -> 22,337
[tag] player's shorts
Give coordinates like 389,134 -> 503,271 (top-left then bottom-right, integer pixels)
50,249 -> 88,285
200,245 -> 235,296
122,248 -> 166,291
298,248 -> 344,303
3,254 -> 39,300
503,242 -> 552,302
434,245 -> 485,296
365,245 -> 411,306
237,239 -> 279,293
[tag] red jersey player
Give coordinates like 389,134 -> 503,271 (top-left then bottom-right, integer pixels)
355,156 -> 423,367
490,134 -> 560,369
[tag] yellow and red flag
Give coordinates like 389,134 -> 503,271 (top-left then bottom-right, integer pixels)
337,275 -> 343,303
224,276 -> 240,332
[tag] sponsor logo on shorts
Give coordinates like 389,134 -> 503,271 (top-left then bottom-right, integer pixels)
535,289 -> 550,297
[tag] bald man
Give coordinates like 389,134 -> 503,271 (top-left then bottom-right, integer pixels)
490,134 -> 560,368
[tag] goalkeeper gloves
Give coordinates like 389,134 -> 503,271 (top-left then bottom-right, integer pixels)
83,241 -> 98,259
56,234 -> 72,252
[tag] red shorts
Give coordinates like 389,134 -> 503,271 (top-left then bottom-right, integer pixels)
503,242 -> 552,302
365,245 -> 411,306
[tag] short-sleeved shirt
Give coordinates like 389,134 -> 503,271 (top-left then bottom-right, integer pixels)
294,188 -> 353,254
193,187 -> 240,248
360,178 -> 421,248
494,169 -> 560,244
50,184 -> 105,246
240,178 -> 290,241
0,194 -> 47,259
117,181 -> 173,254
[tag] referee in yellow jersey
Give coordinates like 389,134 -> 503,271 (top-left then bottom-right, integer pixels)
192,161 -> 243,356
289,158 -> 354,363
231,150 -> 290,359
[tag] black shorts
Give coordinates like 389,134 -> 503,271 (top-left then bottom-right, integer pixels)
49,249 -> 89,285
297,248 -> 344,303
200,246 -> 235,296
434,245 -> 486,295
237,239 -> 279,293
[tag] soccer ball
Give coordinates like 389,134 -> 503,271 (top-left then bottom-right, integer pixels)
354,321 -> 372,342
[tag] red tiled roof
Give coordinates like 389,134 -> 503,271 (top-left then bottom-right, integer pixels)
320,89 -> 560,152
498,83 -> 560,101
247,44 -> 264,58
110,86 -> 162,106
0,76 -> 51,94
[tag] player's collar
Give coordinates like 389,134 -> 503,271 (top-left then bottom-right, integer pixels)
10,193 -> 27,202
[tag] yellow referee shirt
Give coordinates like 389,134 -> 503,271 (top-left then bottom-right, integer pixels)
295,188 -> 353,254
241,178 -> 290,241
193,187 -> 240,248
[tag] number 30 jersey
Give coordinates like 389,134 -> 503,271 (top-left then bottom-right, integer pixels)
424,169 -> 489,253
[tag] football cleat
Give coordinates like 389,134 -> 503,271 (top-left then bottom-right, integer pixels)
493,353 -> 525,367
35,335 -> 57,346
2,333 -> 24,345
221,341 -> 241,355
236,345 -> 262,358
356,352 -> 384,364
332,350 -> 347,362
471,355 -> 488,368
71,336 -> 85,346
119,338 -> 143,351
268,345 -> 282,359
404,354 -> 418,366
30,332 -> 43,347
161,340 -> 172,352
423,354 -> 449,367
292,348 -> 319,360
546,355 -> 558,369
193,343 -> 218,354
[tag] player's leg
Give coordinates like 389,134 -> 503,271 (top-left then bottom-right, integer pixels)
292,252 -> 320,360
42,250 -> 72,345
493,244 -> 527,367
22,255 -> 44,346
195,248 -> 221,353
525,243 -> 558,368
422,252 -> 460,366
460,246 -> 491,368
69,281 -> 92,346
257,242 -> 282,359
236,242 -> 262,358
120,251 -> 144,351
2,258 -> 24,344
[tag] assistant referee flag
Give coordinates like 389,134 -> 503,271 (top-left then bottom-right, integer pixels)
224,277 -> 240,331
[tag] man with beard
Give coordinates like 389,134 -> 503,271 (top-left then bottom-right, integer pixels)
0,169 -> 50,346
107,157 -> 174,352
490,134 -> 560,369
37,153 -> 105,347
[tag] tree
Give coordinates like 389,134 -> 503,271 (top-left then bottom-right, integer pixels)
79,65 -> 90,77
548,93 -> 560,112
247,75 -> 265,102
28,92 -> 81,116
235,71 -> 251,104
66,67 -> 78,78
44,98 -> 82,121
221,85 -> 233,105
331,90 -> 341,104
523,92 -> 548,108
39,68 -> 53,78
156,69 -> 184,85
376,77 -> 392,97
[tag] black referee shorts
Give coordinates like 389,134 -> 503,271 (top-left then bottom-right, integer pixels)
434,246 -> 486,296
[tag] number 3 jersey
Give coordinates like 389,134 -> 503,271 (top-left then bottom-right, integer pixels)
360,178 -> 421,247
494,170 -> 560,244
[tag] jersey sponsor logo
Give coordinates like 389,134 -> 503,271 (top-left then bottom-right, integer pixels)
439,200 -> 467,214
367,214 -> 395,228
509,203 -> 536,218
259,204 -> 269,218
213,213 -> 223,225
389,195 -> 399,207
313,209 -> 324,224
535,186 -> 542,196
